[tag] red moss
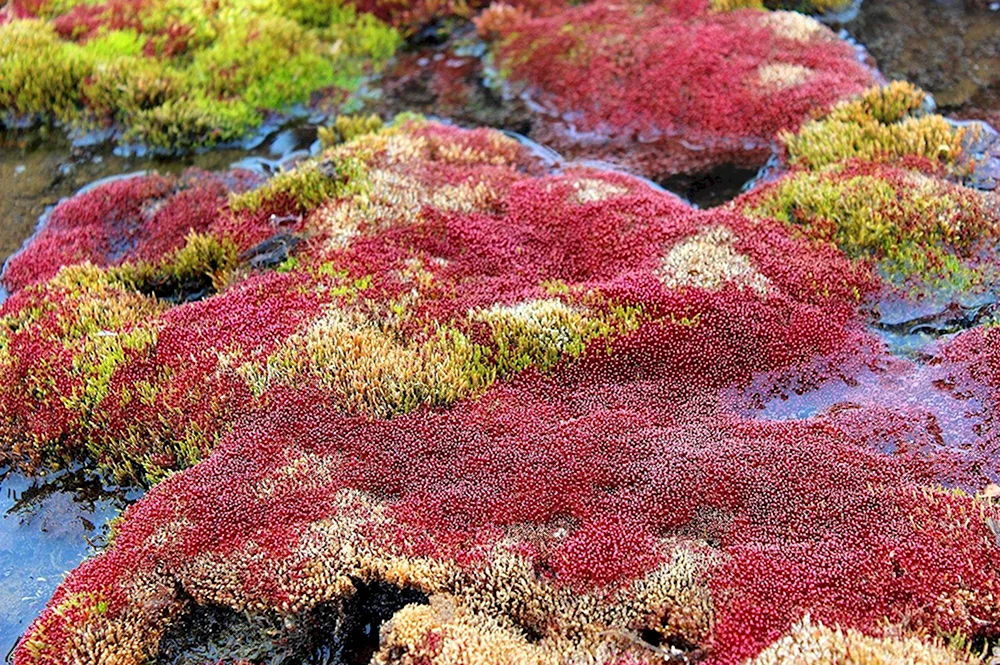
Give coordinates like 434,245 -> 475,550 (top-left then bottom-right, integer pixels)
0,121 -> 873,481
2,170 -> 261,293
14,375 -> 1000,663
14,122 -> 993,664
484,0 -> 878,179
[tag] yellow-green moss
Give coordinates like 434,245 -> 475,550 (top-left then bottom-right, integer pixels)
472,298 -> 642,376
0,0 -> 400,149
0,264 -> 165,425
121,232 -> 240,294
318,113 -> 385,148
709,0 -> 854,14
228,117 -> 414,213
744,164 -> 1000,287
229,152 -> 372,214
709,0 -> 765,10
781,82 -> 966,171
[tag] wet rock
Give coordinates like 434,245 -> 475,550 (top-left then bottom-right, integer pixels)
239,233 -> 303,271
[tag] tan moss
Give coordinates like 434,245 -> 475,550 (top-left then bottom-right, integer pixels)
376,599 -> 568,665
710,0 -> 765,11
759,10 -> 825,42
231,118 -> 519,217
659,227 -> 771,295
756,63 -> 814,92
569,177 -> 630,204
750,616 -> 978,665
236,307 -> 493,417
309,167 -> 504,253
317,113 -> 384,148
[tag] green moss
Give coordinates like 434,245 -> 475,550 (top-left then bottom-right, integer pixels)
0,264 -> 165,431
0,0 -> 401,149
472,298 -> 643,376
318,113 -> 384,148
229,144 -> 373,214
781,82 -> 965,171
114,231 -> 240,301
0,21 -> 89,121
708,0 -> 765,10
709,0 -> 856,12
744,164 -> 1000,287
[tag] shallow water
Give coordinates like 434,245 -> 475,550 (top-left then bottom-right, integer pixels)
0,125 -> 319,269
0,469 -> 140,661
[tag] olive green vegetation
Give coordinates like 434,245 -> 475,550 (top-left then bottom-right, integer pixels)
709,0 -> 855,15
744,165 -> 1000,287
741,82 -> 999,290
120,231 -> 241,296
229,113 -> 417,214
318,113 -> 385,148
780,82 -> 967,171
0,0 -> 400,149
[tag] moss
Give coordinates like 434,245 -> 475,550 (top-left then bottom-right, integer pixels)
743,163 -> 1000,287
0,20 -> 90,121
709,0 -> 765,10
120,231 -> 241,300
471,298 -> 637,376
781,82 -> 966,171
0,264 -> 165,440
710,0 -> 856,12
229,153 -> 370,214
318,113 -> 384,148
0,0 -> 400,149
228,117 -> 407,213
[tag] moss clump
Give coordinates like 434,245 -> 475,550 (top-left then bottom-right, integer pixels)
121,232 -> 240,300
0,264 -> 165,462
743,162 -> 1000,287
229,115 -> 427,214
318,113 -> 385,148
0,0 -> 400,149
709,0 -> 765,10
710,0 -> 856,14
781,82 -> 966,171
471,297 -> 643,376
228,153 -> 371,215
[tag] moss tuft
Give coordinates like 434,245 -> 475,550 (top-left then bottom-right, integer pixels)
781,82 -> 966,171
742,161 -> 1000,288
0,0 -> 401,149
317,113 -> 384,148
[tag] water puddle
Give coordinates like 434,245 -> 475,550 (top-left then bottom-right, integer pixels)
0,468 -> 141,661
